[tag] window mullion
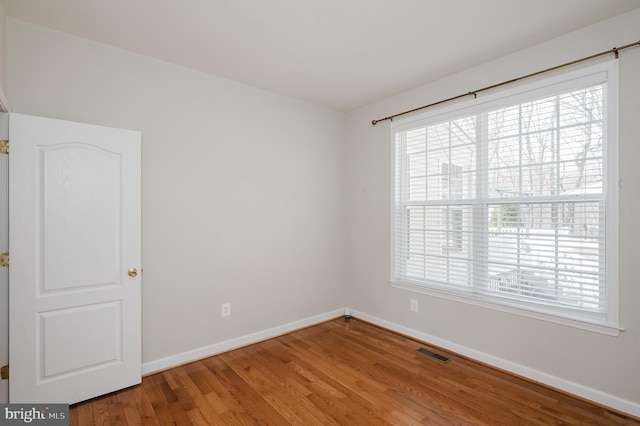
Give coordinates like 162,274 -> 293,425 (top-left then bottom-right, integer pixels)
473,112 -> 488,292
398,132 -> 409,280
517,104 -> 523,285
554,94 -> 561,301
446,123 -> 452,284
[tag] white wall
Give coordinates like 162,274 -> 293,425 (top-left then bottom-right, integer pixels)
7,18 -> 347,368
346,9 -> 640,415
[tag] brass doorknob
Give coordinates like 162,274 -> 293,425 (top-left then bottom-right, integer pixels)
128,268 -> 138,277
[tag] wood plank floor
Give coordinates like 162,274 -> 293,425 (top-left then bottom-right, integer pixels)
70,318 -> 640,425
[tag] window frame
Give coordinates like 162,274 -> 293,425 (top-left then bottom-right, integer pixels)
389,61 -> 619,335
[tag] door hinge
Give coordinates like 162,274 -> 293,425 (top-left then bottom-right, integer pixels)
0,253 -> 7,267
0,365 -> 7,380
0,139 -> 7,154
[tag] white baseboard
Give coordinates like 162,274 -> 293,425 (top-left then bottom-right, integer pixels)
351,310 -> 640,418
142,308 -> 345,375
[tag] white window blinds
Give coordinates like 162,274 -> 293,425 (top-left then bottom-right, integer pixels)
392,62 -> 618,327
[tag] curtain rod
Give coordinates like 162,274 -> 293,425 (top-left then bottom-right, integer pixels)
371,40 -> 640,125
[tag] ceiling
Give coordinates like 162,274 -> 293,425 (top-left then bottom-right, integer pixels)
4,0 -> 640,111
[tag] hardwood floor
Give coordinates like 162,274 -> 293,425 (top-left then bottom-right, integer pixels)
70,318 -> 640,425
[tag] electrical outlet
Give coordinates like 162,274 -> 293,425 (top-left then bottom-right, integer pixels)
410,299 -> 419,312
221,303 -> 231,317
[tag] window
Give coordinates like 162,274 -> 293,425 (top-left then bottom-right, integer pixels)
391,62 -> 619,334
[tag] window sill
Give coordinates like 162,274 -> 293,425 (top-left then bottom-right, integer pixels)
389,280 -> 622,336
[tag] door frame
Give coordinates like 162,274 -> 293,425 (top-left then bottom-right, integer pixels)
0,107 -> 8,404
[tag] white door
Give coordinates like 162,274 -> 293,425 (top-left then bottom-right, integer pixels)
8,113 -> 141,404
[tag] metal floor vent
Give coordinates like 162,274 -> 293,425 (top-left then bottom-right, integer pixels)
416,347 -> 451,363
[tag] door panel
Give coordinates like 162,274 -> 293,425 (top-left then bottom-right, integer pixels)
42,144 -> 122,291
9,113 -> 141,404
41,302 -> 122,377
